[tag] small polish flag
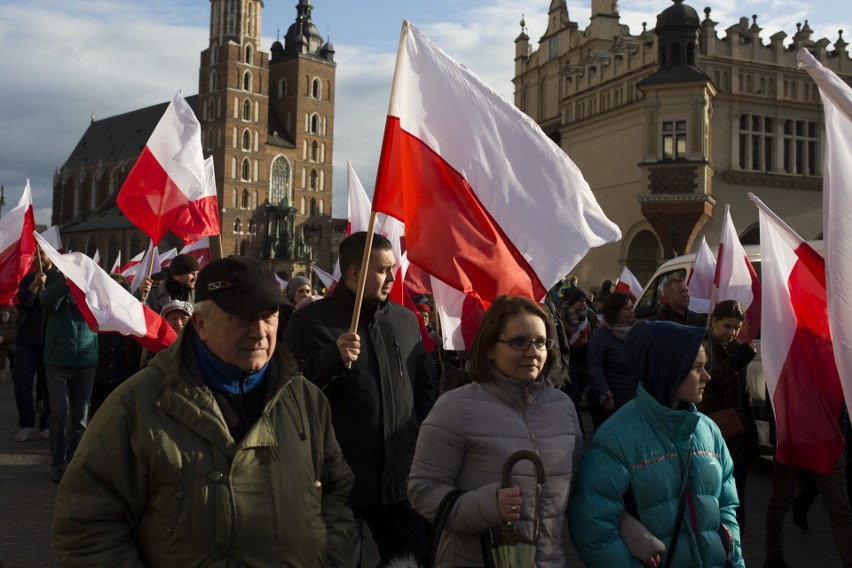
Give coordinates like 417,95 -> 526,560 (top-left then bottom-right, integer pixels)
0,181 -> 37,305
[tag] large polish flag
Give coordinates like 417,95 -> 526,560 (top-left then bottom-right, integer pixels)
39,225 -> 64,253
0,182 -> 37,305
614,266 -> 643,300
371,22 -> 621,318
751,193 -> 844,475
715,206 -> 762,343
332,162 -> 375,283
117,93 -> 219,245
798,48 -> 852,420
33,233 -> 177,353
179,236 -> 212,269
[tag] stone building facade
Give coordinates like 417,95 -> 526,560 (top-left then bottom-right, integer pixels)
514,0 -> 851,288
52,0 -> 336,282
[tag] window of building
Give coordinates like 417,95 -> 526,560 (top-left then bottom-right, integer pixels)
278,78 -> 287,98
310,198 -> 317,217
241,159 -> 250,181
209,70 -> 217,91
783,119 -> 819,176
243,71 -> 252,91
312,78 -> 321,98
310,114 -> 319,134
738,114 -> 774,172
548,35 -> 559,61
243,99 -> 251,121
241,189 -> 249,209
248,219 -> 256,235
270,157 -> 291,205
662,120 -> 687,160
232,187 -> 238,207
234,218 -> 242,233
311,141 -> 318,161
309,169 -> 317,191
242,129 -> 251,150
245,44 -> 253,64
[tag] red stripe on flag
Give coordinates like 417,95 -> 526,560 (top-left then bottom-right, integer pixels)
172,195 -> 220,245
773,243 -> 844,475
117,147 -> 192,244
373,117 -> 546,305
0,207 -> 36,305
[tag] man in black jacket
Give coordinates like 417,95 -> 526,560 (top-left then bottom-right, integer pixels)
284,232 -> 435,567
652,275 -> 704,326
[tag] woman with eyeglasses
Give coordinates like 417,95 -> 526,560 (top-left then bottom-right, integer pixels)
408,295 -> 583,567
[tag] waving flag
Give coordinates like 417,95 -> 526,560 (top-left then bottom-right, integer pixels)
614,266 -> 643,300
312,264 -> 336,291
159,248 -> 178,268
117,93 -> 219,245
39,225 -> 64,253
0,181 -> 37,304
751,193 -> 843,476
798,47 -> 852,419
92,249 -> 101,267
109,251 -> 122,275
687,236 -> 716,313
714,206 -> 761,342
347,161 -> 372,235
371,22 -> 620,318
33,233 -> 176,353
179,236 -> 212,269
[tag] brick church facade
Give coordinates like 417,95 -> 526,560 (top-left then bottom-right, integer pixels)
52,0 -> 336,281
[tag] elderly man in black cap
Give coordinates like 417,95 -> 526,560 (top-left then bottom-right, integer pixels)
53,256 -> 355,567
146,253 -> 200,314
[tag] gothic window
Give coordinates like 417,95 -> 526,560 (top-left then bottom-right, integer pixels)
310,198 -> 317,217
662,121 -> 687,160
782,119 -> 819,176
227,0 -> 237,35
243,99 -> 251,121
242,129 -> 251,150
90,175 -> 98,211
234,218 -> 242,233
278,78 -> 287,98
211,43 -> 218,64
312,78 -> 321,99
209,70 -> 217,91
241,159 -> 250,181
241,189 -> 249,209
246,3 -> 254,36
270,156 -> 291,204
738,114 -> 774,172
245,44 -> 253,64
310,114 -> 319,134
311,141 -> 318,161
309,169 -> 318,191
243,71 -> 252,91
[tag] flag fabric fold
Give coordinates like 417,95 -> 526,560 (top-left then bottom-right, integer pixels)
715,207 -> 761,342
312,264 -> 336,291
39,225 -> 64,253
33,233 -> 177,353
614,266 -> 643,300
687,236 -> 716,312
371,21 -> 621,327
117,93 -> 219,245
0,181 -> 37,305
109,251 -> 122,275
179,236 -> 212,269
751,193 -> 844,476
798,47 -> 852,418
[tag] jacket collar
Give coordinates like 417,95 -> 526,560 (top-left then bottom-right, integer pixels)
480,365 -> 546,411
635,385 -> 699,440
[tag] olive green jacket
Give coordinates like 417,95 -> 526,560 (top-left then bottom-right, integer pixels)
53,327 -> 354,567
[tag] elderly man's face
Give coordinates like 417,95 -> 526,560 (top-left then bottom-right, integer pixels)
195,303 -> 278,373
173,271 -> 199,289
665,280 -> 690,313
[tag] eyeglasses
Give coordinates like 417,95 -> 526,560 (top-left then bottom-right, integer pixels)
496,337 -> 556,351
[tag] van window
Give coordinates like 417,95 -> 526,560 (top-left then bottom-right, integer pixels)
637,268 -> 688,313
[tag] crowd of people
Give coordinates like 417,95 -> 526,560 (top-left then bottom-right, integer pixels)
3,233 -> 851,566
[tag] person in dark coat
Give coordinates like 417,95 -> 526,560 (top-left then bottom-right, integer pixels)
284,231 -> 436,567
146,253 -> 198,314
696,300 -> 758,534
277,275 -> 311,341
12,249 -> 60,442
587,291 -> 638,429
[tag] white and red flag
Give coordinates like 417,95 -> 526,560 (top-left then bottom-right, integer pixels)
178,236 -> 212,269
33,232 -> 177,353
714,206 -> 761,343
687,236 -> 715,313
614,266 -> 643,300
39,225 -> 64,253
371,22 -> 620,347
347,161 -> 372,235
120,250 -> 145,280
751,193 -> 844,476
159,248 -> 178,268
0,181 -> 37,305
109,251 -> 122,275
798,47 -> 852,419
312,264 -> 336,291
117,93 -> 219,245
92,249 -> 101,267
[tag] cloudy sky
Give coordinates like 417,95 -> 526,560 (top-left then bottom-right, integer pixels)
0,0 -> 848,225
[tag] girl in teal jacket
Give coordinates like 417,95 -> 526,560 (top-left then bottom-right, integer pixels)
569,321 -> 744,567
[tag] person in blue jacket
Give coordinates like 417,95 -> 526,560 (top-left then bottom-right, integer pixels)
569,320 -> 743,567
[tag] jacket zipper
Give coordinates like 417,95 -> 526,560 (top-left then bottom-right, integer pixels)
518,389 -> 542,545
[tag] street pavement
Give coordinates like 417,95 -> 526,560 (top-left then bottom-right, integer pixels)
0,366 -> 843,566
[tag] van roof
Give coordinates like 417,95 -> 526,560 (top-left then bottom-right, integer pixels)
654,240 -> 824,273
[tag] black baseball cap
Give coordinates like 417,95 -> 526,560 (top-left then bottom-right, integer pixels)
196,256 -> 283,315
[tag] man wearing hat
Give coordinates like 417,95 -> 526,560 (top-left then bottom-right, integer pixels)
54,256 -> 355,566
146,253 -> 199,314
277,275 -> 312,340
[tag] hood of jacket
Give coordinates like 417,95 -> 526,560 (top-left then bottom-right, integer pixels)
624,321 -> 706,408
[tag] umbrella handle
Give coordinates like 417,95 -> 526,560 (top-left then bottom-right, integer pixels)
501,450 -> 546,488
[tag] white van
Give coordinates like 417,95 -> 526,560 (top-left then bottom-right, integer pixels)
635,241 -> 824,453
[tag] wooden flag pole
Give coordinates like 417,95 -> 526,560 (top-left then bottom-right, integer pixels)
139,241 -> 156,303
35,244 -> 44,274
345,212 -> 379,368
217,234 -> 224,260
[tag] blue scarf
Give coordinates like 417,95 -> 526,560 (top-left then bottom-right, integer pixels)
192,331 -> 268,394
